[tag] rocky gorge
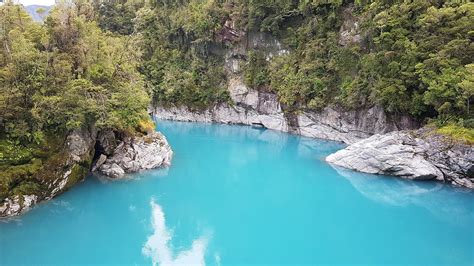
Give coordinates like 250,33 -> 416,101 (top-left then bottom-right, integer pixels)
0,128 -> 173,218
153,29 -> 473,190
154,87 -> 473,189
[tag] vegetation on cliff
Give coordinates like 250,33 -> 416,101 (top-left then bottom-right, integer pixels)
128,0 -> 472,130
0,1 -> 152,203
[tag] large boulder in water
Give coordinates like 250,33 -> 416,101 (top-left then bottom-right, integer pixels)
94,131 -> 173,178
326,128 -> 474,189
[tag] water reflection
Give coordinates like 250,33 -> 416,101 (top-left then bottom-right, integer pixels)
142,199 -> 210,266
333,166 -> 474,225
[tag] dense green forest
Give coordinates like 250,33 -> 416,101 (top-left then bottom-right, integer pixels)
0,0 -> 153,198
117,0 -> 473,127
0,0 -> 473,179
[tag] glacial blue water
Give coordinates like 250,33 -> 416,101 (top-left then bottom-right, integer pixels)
1,120 -> 473,265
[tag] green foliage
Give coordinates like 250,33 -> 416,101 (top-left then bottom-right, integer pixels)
0,160 -> 43,201
436,124 -> 474,145
135,0 -> 230,109
0,1 -> 154,202
354,1 -> 474,118
269,55 -> 327,110
2,0 -> 473,144
0,140 -> 34,165
239,0 -> 473,120
0,1 -> 152,142
244,51 -> 270,89
94,0 -> 145,35
0,133 -> 62,202
132,0 -> 473,122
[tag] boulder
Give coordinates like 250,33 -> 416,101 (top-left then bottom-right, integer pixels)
94,131 -> 173,178
326,129 -> 474,188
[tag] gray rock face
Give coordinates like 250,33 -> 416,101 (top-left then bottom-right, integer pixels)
153,22 -> 473,189
95,131 -> 173,178
154,100 -> 415,145
1,126 -> 174,218
296,105 -> 415,144
96,130 -> 118,155
155,76 -> 289,133
0,195 -> 38,217
326,130 -> 474,188
155,29 -> 416,145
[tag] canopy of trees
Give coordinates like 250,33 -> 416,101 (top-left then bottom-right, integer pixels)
1,0 -> 473,144
127,0 -> 472,128
0,0 -> 151,145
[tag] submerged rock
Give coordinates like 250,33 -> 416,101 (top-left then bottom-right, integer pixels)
326,129 -> 474,189
94,131 -> 173,178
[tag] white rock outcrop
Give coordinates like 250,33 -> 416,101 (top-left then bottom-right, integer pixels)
326,130 -> 474,188
95,131 -> 173,178
0,195 -> 38,217
155,75 -> 289,133
154,103 -> 414,145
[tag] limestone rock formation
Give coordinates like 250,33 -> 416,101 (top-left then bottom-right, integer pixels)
154,27 -> 417,144
326,129 -> 474,189
94,131 -> 173,178
1,127 -> 174,218
338,5 -> 362,47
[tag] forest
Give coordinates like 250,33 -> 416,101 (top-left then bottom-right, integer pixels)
0,0 -> 473,198
125,0 -> 473,129
0,0 -> 152,198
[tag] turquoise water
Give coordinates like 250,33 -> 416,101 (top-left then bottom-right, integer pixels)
1,120 -> 473,265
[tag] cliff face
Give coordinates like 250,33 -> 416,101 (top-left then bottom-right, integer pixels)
154,29 -> 417,144
153,24 -> 473,189
0,128 -> 173,218
154,95 -> 416,145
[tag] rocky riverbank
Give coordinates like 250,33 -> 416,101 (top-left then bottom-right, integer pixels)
154,26 -> 417,144
154,77 -> 417,145
0,128 -> 173,218
0,126 -> 97,217
156,100 -> 473,189
326,128 -> 474,189
152,24 -> 474,189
